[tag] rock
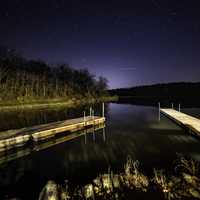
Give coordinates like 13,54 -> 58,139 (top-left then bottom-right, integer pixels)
38,180 -> 59,200
112,175 -> 120,188
60,188 -> 71,200
101,174 -> 113,193
84,184 -> 95,199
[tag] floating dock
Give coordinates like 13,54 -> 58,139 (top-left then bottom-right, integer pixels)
0,116 -> 105,152
160,108 -> 200,136
0,123 -> 105,165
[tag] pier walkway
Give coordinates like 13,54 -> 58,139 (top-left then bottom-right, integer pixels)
160,108 -> 200,136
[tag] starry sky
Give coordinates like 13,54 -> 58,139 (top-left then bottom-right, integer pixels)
0,0 -> 200,88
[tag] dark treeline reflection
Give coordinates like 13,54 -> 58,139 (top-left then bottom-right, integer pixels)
0,46 -> 108,103
0,103 -> 109,131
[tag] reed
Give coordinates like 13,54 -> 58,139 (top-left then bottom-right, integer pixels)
37,156 -> 200,200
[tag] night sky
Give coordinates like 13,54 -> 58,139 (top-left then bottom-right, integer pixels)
0,0 -> 200,88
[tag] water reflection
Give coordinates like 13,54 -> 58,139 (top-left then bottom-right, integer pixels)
0,124 -> 106,165
1,103 -> 200,200
0,103 -> 107,131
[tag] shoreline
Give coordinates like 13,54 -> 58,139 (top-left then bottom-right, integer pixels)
0,96 -> 118,112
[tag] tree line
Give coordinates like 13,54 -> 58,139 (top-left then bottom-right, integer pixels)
0,46 -> 108,102
109,82 -> 200,107
109,82 -> 200,98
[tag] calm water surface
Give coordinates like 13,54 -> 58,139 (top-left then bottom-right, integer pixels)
0,103 -> 200,199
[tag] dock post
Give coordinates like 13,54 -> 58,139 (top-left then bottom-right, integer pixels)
102,102 -> 105,117
92,109 -> 94,119
158,102 -> 160,121
90,107 -> 92,117
178,104 -> 181,112
93,127 -> 95,141
103,127 -> 106,142
83,111 -> 86,126
171,103 -> 174,109
92,109 -> 95,125
84,131 -> 87,144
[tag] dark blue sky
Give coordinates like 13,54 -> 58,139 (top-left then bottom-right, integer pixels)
0,0 -> 200,88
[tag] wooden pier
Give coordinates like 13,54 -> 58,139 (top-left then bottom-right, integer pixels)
0,116 -> 105,152
160,108 -> 200,136
0,123 -> 105,165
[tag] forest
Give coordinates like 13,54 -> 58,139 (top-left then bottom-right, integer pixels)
109,82 -> 200,107
0,46 -> 109,104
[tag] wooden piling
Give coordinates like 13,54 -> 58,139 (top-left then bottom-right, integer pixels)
102,102 -> 105,117
83,111 -> 86,126
103,127 -> 106,142
93,128 -> 95,141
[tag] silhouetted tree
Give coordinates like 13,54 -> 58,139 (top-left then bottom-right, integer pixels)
0,47 -> 108,102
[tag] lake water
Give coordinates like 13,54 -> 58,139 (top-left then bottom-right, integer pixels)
0,103 -> 200,200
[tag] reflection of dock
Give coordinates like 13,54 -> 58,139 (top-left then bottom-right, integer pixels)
161,109 -> 200,136
0,116 -> 105,152
0,124 -> 106,165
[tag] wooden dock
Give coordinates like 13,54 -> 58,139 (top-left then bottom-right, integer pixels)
0,123 -> 105,165
160,108 -> 200,136
0,116 -> 105,152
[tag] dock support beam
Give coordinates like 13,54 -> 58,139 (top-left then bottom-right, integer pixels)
92,109 -> 95,125
84,131 -> 87,144
103,127 -> 106,142
171,103 -> 174,109
83,111 -> 86,126
92,109 -> 94,119
90,107 -> 92,117
158,102 -> 160,121
93,128 -> 95,141
178,104 -> 181,112
102,102 -> 105,117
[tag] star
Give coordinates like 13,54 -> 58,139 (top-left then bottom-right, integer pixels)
81,58 -> 87,63
5,12 -> 9,17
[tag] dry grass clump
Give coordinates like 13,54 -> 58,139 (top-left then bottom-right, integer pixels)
152,156 -> 200,200
123,156 -> 149,191
175,156 -> 199,176
38,156 -> 200,200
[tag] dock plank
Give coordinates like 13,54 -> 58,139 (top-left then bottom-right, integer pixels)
160,109 -> 200,136
0,116 -> 103,140
0,116 -> 105,151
